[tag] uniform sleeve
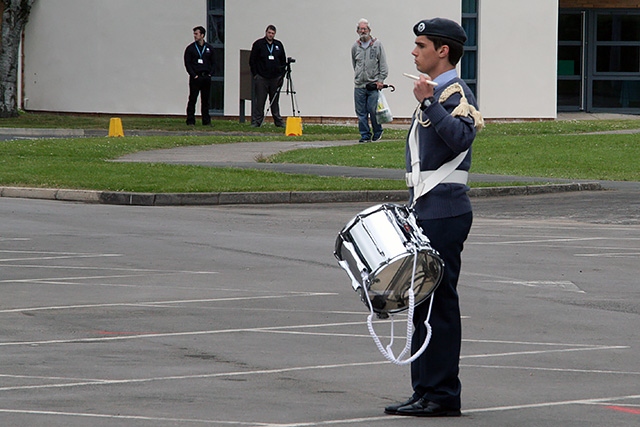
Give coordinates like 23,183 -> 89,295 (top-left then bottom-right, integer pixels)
426,94 -> 477,154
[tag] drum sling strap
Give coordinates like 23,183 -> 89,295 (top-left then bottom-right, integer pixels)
363,84 -> 485,365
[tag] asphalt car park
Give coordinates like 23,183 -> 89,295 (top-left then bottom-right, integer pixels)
0,187 -> 638,426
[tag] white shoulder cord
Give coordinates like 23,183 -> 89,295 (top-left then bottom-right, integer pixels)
408,83 -> 484,208
362,246 -> 435,365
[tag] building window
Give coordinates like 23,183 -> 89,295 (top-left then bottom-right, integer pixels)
593,11 -> 640,109
557,10 -> 584,110
461,0 -> 478,99
208,0 -> 224,115
558,8 -> 640,112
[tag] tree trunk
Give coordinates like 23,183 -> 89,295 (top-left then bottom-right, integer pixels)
0,0 -> 36,118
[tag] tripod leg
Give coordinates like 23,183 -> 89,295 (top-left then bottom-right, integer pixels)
267,77 -> 285,127
284,70 -> 300,117
287,75 -> 296,117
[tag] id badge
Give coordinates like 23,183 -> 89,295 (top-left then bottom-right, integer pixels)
268,55 -> 275,60
198,59 -> 204,64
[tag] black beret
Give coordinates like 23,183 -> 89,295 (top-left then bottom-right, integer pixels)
413,18 -> 467,45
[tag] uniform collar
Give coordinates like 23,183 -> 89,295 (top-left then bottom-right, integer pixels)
433,69 -> 458,87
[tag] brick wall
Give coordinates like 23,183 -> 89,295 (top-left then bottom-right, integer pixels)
560,0 -> 640,7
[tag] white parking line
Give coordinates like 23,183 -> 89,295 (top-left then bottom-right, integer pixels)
575,252 -> 640,258
462,363 -> 640,376
0,408 -> 264,425
0,293 -> 335,314
469,237 -> 608,245
465,393 -> 640,414
2,393 -> 638,426
0,334 -> 626,392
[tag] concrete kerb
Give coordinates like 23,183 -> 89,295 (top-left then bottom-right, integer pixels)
0,187 -> 102,203
467,182 -> 603,197
0,183 -> 603,206
0,128 -> 87,137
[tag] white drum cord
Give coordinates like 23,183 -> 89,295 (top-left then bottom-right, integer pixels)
362,246 -> 435,365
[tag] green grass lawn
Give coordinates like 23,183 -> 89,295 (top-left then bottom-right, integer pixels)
1,113 -> 639,192
270,132 -> 640,182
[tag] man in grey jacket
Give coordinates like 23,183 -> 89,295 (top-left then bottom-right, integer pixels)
351,18 -> 388,142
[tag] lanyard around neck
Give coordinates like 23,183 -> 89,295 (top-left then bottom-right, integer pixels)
195,42 -> 206,58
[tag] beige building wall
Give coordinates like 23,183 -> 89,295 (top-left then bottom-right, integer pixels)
225,0 -> 461,120
22,0 -> 560,120
23,0 -> 205,115
477,0 -> 559,119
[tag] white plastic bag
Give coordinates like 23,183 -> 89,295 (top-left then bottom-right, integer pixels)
376,90 -> 393,124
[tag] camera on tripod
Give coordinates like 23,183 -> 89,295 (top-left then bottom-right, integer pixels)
286,57 -> 296,64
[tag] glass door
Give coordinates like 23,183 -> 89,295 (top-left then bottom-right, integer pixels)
557,11 -> 585,111
558,9 -> 640,113
589,11 -> 640,111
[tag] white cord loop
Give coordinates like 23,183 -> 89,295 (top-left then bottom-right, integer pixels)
362,246 -> 435,365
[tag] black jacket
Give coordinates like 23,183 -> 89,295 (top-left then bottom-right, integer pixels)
249,37 -> 286,79
184,42 -> 215,78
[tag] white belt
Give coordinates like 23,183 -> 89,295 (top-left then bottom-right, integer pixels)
405,170 -> 469,187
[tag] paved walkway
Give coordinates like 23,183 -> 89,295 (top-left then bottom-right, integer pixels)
117,139 -> 562,182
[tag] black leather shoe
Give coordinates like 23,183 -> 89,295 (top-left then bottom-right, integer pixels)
395,398 -> 461,417
384,396 -> 420,415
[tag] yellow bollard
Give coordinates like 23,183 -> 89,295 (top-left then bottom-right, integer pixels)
108,117 -> 124,137
285,116 -> 303,136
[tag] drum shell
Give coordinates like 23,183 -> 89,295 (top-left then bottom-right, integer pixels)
334,204 -> 444,315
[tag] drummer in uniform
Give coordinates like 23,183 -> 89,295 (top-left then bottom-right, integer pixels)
384,17 -> 483,418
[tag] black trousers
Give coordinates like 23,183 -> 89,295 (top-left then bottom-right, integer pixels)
411,211 -> 473,410
252,75 -> 284,127
186,75 -> 211,125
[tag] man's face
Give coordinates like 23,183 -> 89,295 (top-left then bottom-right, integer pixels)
412,36 -> 440,75
357,24 -> 370,41
193,30 -> 205,43
265,29 -> 276,42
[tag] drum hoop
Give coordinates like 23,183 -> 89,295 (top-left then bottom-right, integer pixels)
335,203 -> 444,315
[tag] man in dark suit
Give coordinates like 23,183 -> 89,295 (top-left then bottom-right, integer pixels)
184,26 -> 214,126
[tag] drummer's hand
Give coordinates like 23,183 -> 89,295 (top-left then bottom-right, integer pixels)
413,74 -> 434,102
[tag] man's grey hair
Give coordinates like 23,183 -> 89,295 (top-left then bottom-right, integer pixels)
357,18 -> 370,30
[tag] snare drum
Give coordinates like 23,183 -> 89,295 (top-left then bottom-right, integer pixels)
334,204 -> 444,317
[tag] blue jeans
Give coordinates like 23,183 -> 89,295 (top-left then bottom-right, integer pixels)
354,87 -> 382,140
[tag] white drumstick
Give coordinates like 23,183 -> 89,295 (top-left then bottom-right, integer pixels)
403,73 -> 438,86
